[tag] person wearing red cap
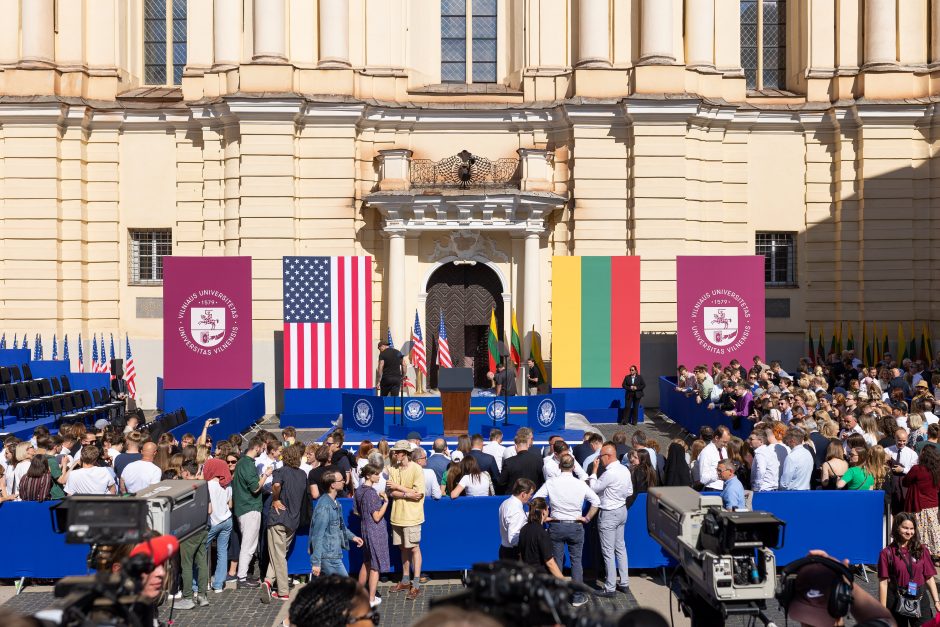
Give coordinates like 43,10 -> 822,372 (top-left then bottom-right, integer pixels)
202,457 -> 233,593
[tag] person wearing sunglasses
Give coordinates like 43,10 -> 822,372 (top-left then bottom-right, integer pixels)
288,575 -> 378,627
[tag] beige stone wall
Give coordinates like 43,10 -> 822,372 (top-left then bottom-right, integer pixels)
1,2 -> 940,410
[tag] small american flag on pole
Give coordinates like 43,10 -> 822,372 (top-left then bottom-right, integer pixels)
283,256 -> 374,389
77,334 -> 84,373
124,334 -> 137,398
411,310 -> 427,377
91,336 -> 99,372
437,310 -> 453,368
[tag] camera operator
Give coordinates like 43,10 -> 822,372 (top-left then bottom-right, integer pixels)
779,550 -> 895,627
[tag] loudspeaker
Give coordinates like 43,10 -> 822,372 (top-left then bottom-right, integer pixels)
438,367 -> 473,391
110,359 -> 124,378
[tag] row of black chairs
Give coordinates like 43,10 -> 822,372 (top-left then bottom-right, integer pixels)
57,388 -> 123,428
140,408 -> 189,442
0,375 -> 120,429
0,363 -> 37,386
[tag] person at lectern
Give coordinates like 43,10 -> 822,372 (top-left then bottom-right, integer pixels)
494,361 -> 517,396
620,365 -> 645,426
376,340 -> 405,397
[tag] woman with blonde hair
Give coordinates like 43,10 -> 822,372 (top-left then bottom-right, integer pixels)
820,441 -> 848,489
867,445 -> 890,491
908,413 -> 928,445
860,414 -> 882,448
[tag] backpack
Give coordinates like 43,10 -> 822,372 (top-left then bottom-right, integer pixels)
298,481 -> 314,529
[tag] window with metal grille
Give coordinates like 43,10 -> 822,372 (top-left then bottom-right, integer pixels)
741,0 -> 786,90
130,230 -> 172,285
441,0 -> 497,84
756,232 -> 796,286
144,0 -> 187,86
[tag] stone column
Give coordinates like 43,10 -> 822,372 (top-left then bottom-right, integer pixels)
577,0 -> 610,67
932,0 -> 940,63
187,0 -> 214,70
253,0 -> 287,62
522,231 -> 541,373
388,231 -> 406,343
864,0 -> 897,67
20,0 -> 55,65
640,0 -> 675,64
319,0 -> 350,67
215,0 -> 242,67
85,0 -> 117,68
686,0 -> 715,68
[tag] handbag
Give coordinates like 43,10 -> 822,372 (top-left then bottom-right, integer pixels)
892,548 -> 923,618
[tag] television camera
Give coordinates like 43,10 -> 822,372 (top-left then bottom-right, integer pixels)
34,481 -> 208,627
647,487 -> 785,627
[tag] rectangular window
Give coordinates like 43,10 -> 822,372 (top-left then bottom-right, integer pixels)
441,0 -> 497,84
144,0 -> 187,86
130,230 -> 172,285
756,232 -> 796,287
741,0 -> 786,91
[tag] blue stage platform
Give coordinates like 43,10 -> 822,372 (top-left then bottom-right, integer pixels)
0,490 -> 886,578
157,377 -> 266,439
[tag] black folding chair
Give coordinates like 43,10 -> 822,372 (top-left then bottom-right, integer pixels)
21,363 -> 33,381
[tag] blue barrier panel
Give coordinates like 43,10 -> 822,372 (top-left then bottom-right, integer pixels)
67,373 -> 112,393
0,501 -> 89,578
169,383 -> 266,440
28,361 -> 69,379
658,376 -> 750,438
0,490 -> 885,578
164,388 -> 245,419
0,349 -> 31,367
283,388 -> 375,428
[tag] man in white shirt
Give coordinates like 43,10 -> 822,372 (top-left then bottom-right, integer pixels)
533,454 -> 600,607
779,429 -> 813,491
120,442 -> 162,494
697,425 -> 731,490
749,427 -> 780,492
482,429 -> 507,473
588,444 -> 634,596
543,440 -> 588,481
256,440 -> 283,494
886,428 -> 918,475
64,446 -> 116,495
498,478 -> 535,560
410,447 -> 442,500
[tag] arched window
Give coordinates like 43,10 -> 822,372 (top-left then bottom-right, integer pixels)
441,0 -> 497,84
741,0 -> 786,91
144,0 -> 187,85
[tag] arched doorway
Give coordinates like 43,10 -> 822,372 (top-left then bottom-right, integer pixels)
426,262 -> 504,388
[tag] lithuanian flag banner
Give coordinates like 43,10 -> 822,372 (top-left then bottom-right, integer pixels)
552,256 -> 640,388
487,309 -> 500,372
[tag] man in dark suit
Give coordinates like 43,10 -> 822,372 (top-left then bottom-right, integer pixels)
573,432 -> 603,467
621,365 -> 645,425
805,418 -> 831,488
499,429 -> 544,493
469,434 -> 501,486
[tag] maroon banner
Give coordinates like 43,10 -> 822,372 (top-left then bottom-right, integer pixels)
676,256 -> 765,368
163,257 -> 252,389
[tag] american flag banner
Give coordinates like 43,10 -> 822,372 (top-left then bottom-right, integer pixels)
437,310 -> 453,368
283,256 -> 374,389
124,334 -> 137,398
12,334 -> 17,350
52,334 -> 58,360
34,335 -> 41,360
100,335 -> 110,374
22,335 -> 28,352
109,334 -> 116,379
0,334 -> 5,349
77,334 -> 84,373
63,335 -> 70,366
387,328 -> 395,349
411,310 -> 427,377
91,335 -> 99,372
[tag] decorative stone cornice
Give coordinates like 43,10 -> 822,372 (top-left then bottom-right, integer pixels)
366,189 -> 567,234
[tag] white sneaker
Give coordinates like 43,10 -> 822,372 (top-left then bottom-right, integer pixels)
370,596 -> 383,608
171,591 -> 183,600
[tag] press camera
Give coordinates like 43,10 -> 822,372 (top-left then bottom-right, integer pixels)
647,487 -> 785,627
35,481 -> 209,627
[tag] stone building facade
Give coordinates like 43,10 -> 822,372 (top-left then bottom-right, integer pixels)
0,0 -> 938,408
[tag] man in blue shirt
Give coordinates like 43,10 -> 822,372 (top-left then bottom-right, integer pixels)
718,460 -> 745,511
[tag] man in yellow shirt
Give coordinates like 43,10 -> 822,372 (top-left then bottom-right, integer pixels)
386,440 -> 426,601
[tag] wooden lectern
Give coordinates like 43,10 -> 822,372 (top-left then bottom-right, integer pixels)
439,368 -> 473,435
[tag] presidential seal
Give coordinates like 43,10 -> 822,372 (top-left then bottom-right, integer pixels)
353,400 -> 374,429
537,399 -> 556,427
487,399 -> 507,422
404,400 -> 426,422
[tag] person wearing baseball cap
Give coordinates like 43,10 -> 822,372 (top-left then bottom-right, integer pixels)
779,550 -> 894,627
386,439 -> 426,601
